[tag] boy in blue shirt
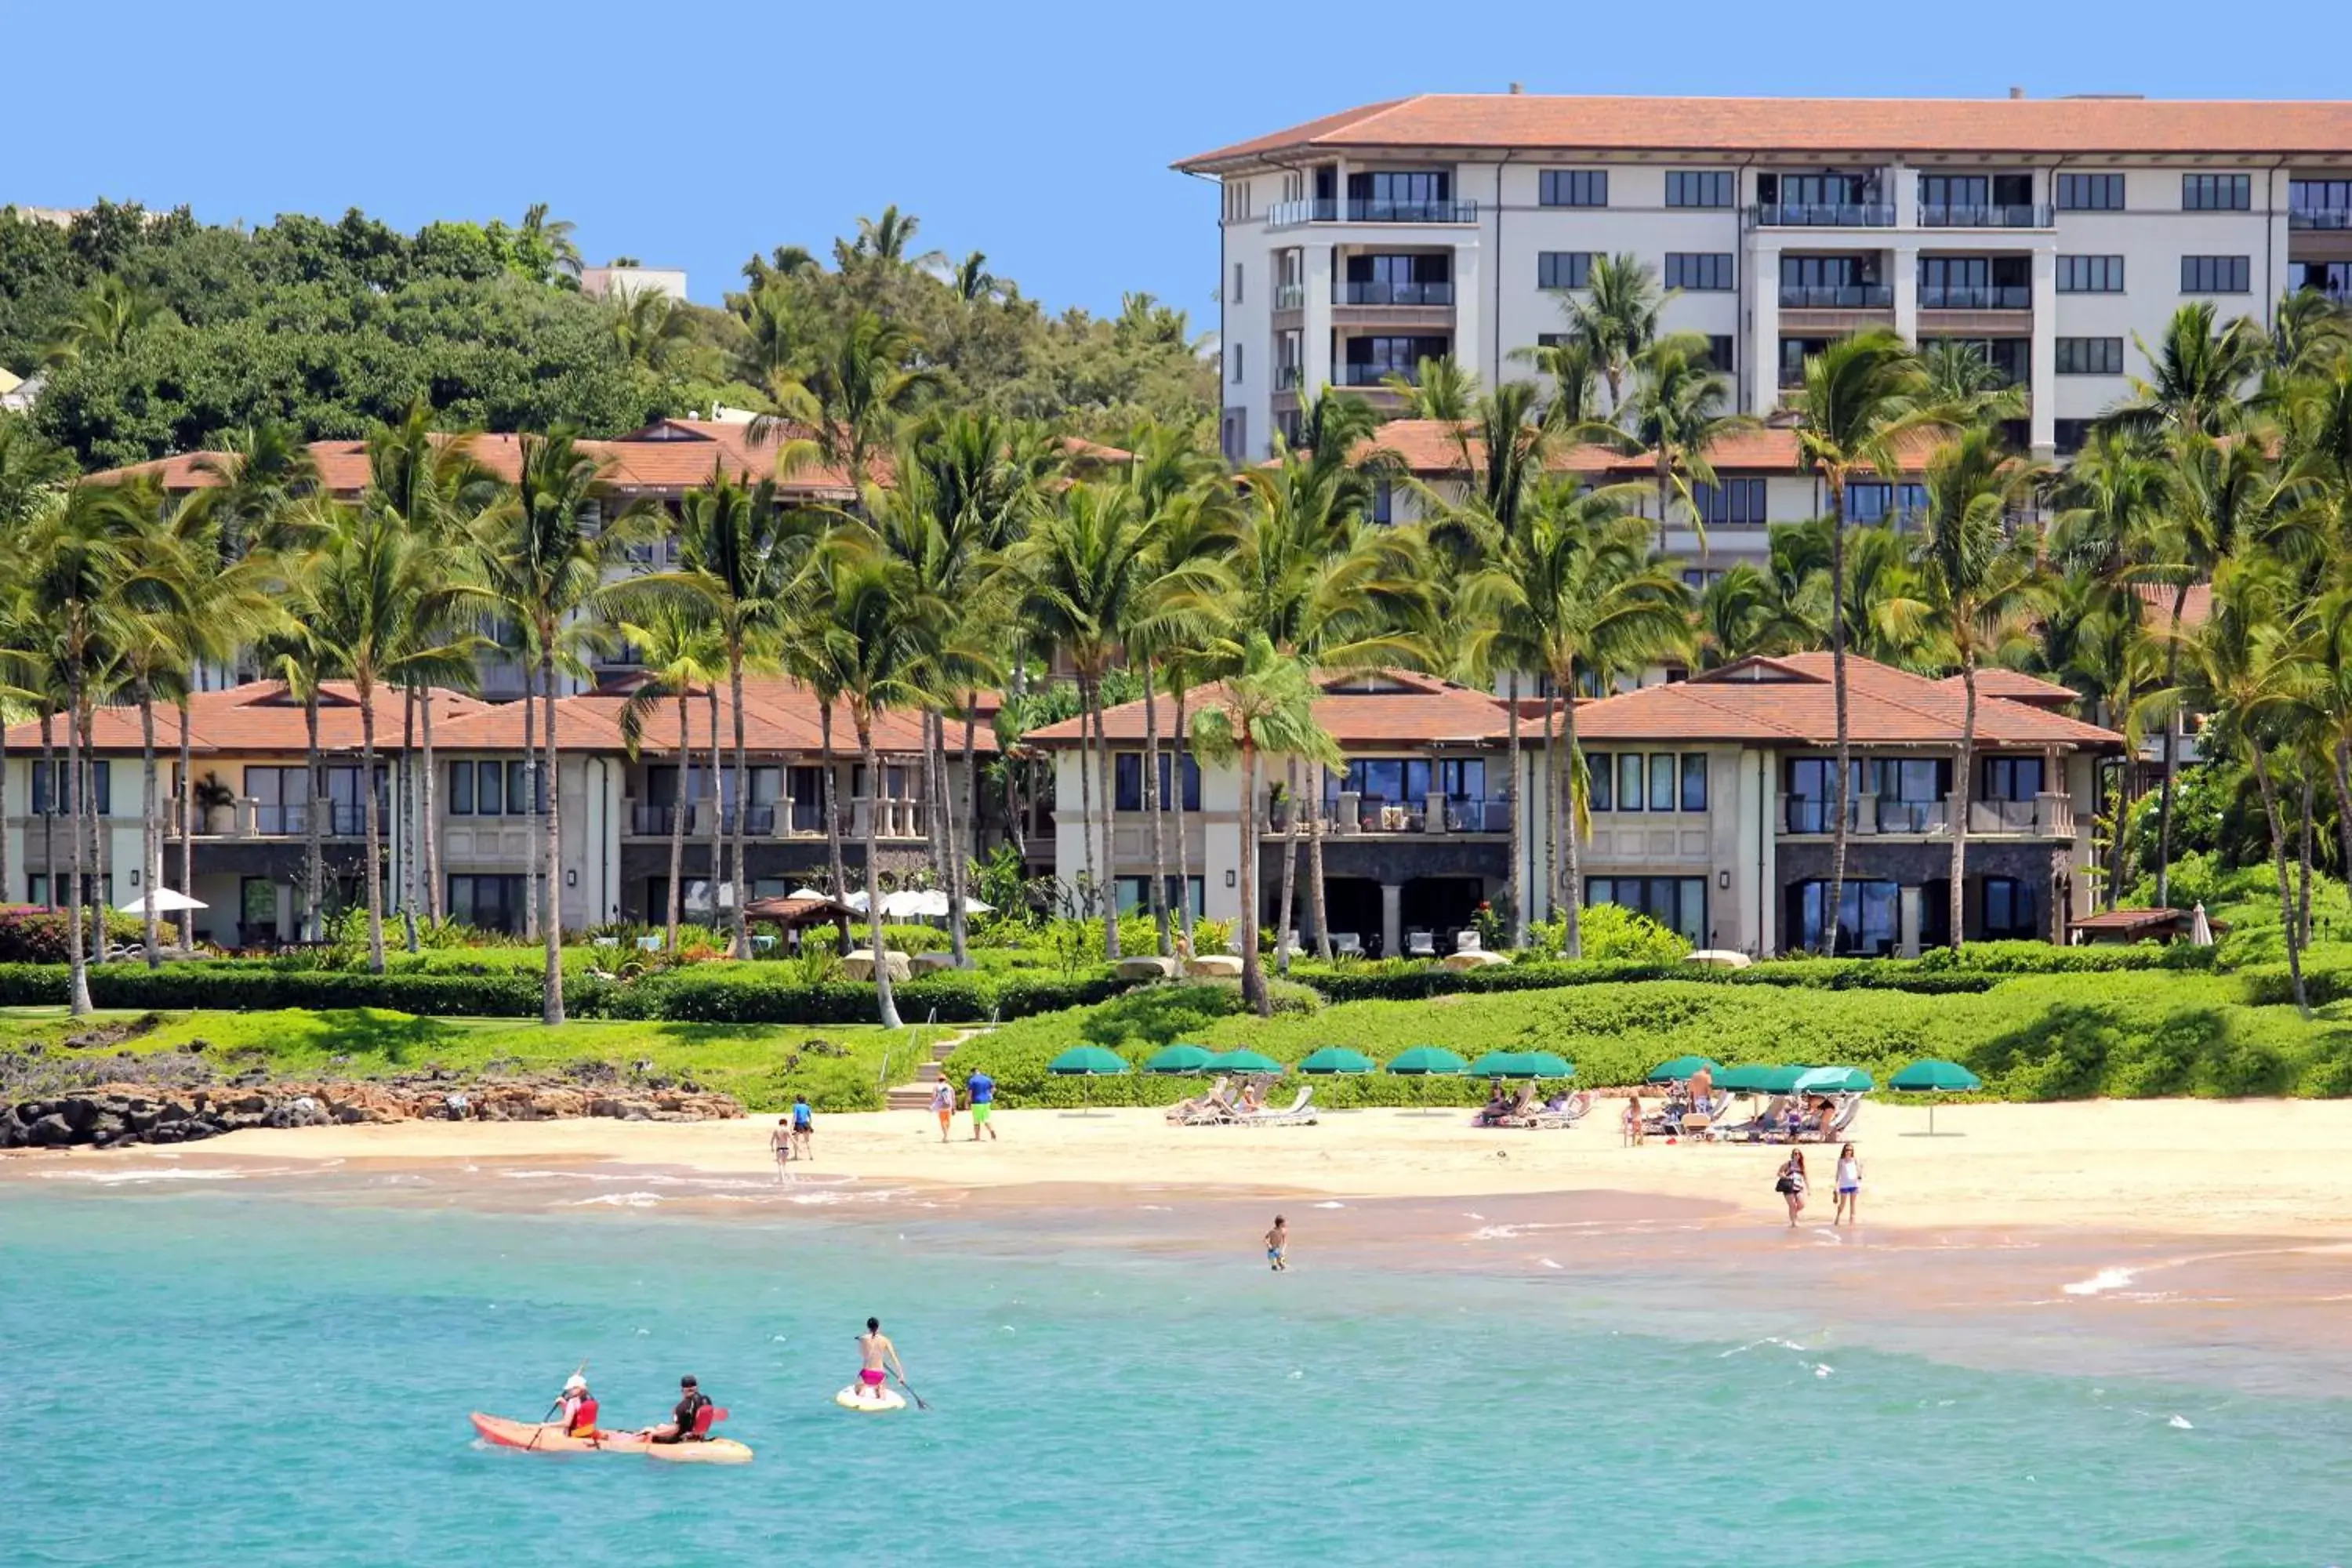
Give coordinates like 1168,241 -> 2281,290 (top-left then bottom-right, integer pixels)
792,1094 -> 814,1161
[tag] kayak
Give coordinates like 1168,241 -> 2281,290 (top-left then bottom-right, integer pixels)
836,1385 -> 906,1413
470,1413 -> 753,1465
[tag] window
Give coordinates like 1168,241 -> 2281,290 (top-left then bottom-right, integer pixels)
1784,757 -> 1867,832
1340,335 -> 1448,383
1372,478 -> 1394,525
2298,261 -> 2352,300
30,759 -> 111,815
447,760 -> 474,814
2182,173 -> 2251,211
1703,335 -> 1735,373
1114,875 -> 1206,919
1846,481 -> 1929,527
1920,336 -> 2029,387
1646,753 -> 1675,811
1112,752 -> 1202,812
1231,261 -> 1243,303
2054,419 -> 2095,456
1587,876 -> 1708,945
2056,172 -> 2125,211
2181,255 -> 2251,294
2056,255 -> 2125,292
1665,170 -> 1733,209
1539,169 -> 1608,208
1344,169 -> 1454,220
1229,342 -> 1244,383
1664,252 -> 1733,291
448,873 -> 528,935
1692,477 -> 1767,528
1221,408 -> 1247,464
1327,757 -> 1486,806
1980,877 -> 2039,940
1617,753 -> 1646,812
2292,179 -> 2352,223
1537,252 -> 1595,290
1787,879 -> 1899,956
1680,753 -> 1708,812
28,873 -> 111,907
1981,756 -> 2045,801
1682,568 -> 1726,592
1588,753 -> 1612,811
1874,757 -> 1951,831
2055,337 -> 2125,376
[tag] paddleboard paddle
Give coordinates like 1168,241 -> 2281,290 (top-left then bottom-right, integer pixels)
894,1374 -> 931,1412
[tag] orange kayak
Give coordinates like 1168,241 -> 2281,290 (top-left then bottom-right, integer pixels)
469,1413 -> 752,1465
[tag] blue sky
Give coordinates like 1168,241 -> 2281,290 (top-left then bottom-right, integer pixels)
12,1 -> 2348,329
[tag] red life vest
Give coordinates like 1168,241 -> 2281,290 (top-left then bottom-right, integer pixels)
567,1395 -> 600,1436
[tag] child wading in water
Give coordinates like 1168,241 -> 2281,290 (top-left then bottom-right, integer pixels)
1833,1142 -> 1861,1225
1265,1215 -> 1288,1271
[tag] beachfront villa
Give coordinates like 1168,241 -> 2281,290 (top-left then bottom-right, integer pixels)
1029,653 -> 2122,958
0,678 -> 999,945
1181,89 -> 2352,568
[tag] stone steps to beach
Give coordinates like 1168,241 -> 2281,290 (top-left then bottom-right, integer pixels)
883,1027 -> 987,1110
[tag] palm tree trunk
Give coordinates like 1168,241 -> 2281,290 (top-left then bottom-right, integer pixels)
2296,770 -> 2315,950
1238,738 -> 1266,1014
1274,757 -> 1300,975
952,699 -> 978,967
1827,479 -> 1851,957
1950,660 -> 1976,952
138,675 -> 161,967
1307,761 -> 1331,962
176,694 -> 194,946
1142,657 -> 1170,956
0,696 -> 9,902
1091,679 -> 1121,960
1171,687 -> 1196,948
2154,586 -> 2187,909
1505,671 -> 1525,949
707,688 -> 725,936
540,647 -> 564,1025
1545,690 -> 1563,929
360,685 -> 386,975
857,715 -> 902,1029
2247,742 -> 2309,1015
304,688 -> 323,943
63,666 -> 91,1017
728,652 -> 750,959
2332,739 -> 2352,907
1072,677 -> 1100,933
819,699 -> 850,949
666,691 -> 688,954
521,657 -> 539,941
1560,691 -> 1588,959
400,684 -> 419,953
85,702 -> 105,964
39,712 -> 55,911
422,688 -> 441,922
2105,759 -> 2127,912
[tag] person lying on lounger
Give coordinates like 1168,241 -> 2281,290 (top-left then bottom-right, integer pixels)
1166,1076 -> 1235,1122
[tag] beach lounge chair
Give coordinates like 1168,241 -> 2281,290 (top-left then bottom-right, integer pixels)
1478,1083 -> 1541,1127
1167,1076 -> 1236,1126
1511,1091 -> 1592,1129
1406,929 -> 1436,958
1238,1087 -> 1318,1126
1332,932 -> 1364,957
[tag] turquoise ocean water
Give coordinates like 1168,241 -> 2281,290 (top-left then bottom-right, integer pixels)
4,1176 -> 2349,1566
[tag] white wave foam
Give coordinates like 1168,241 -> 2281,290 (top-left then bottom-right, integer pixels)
1719,1337 -> 1808,1359
40,1167 -> 249,1184
2063,1266 -> 2139,1297
1538,1258 -> 1563,1271
1813,1364 -> 1835,1378
1312,1201 -> 1345,1209
2169,1414 -> 2194,1430
563,1192 -> 663,1208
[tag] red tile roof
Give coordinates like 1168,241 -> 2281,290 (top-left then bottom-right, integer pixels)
1573,653 -> 2122,750
1346,419 -> 1938,481
2,682 -> 490,757
1940,668 -> 2081,707
1356,420 -> 1622,477
1178,94 -> 2352,170
1026,670 -> 1516,749
2134,581 -> 2212,628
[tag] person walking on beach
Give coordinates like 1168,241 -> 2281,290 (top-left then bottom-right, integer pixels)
1775,1150 -> 1809,1227
1265,1214 -> 1288,1271
966,1069 -> 996,1142
1622,1093 -> 1645,1147
856,1316 -> 906,1402
929,1078 -> 955,1142
792,1094 -> 815,1162
769,1116 -> 793,1181
1833,1142 -> 1862,1225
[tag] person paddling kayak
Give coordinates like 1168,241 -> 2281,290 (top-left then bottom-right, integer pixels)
554,1373 -> 601,1439
855,1317 -> 906,1402
644,1375 -> 713,1443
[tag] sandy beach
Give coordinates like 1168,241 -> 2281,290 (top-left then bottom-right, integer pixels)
21,1097 -> 2352,1240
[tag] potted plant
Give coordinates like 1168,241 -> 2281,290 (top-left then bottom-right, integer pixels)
1267,780 -> 1291,832
194,773 -> 237,834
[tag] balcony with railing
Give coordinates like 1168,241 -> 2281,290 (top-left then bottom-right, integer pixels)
1273,364 -> 1303,390
1780,793 -> 2072,838
1751,202 -> 1895,228
251,802 -> 369,837
1273,282 -> 1305,311
1338,361 -> 1410,387
1265,793 -> 1510,837
1919,202 -> 2053,229
2290,205 -> 2352,230
1919,284 -> 2032,310
1338,280 -> 1455,307
1268,198 -> 1479,229
1778,283 -> 1893,310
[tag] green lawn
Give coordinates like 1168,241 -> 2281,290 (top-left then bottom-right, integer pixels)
0,1007 -> 937,1112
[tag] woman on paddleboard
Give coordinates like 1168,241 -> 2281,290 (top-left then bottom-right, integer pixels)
856,1317 -> 906,1401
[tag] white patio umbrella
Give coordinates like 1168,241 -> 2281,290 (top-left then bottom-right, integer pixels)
787,887 -> 830,902
2189,902 -> 2213,947
118,887 -> 206,915
845,888 -> 993,919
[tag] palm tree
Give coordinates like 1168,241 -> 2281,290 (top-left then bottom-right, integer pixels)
1792,331 -> 1950,952
107,491 -> 201,967
42,276 -> 172,368
1459,481 -> 1689,954
617,602 -> 728,956
1188,634 -> 1341,1014
1918,340 -> 2030,424
1560,253 -> 1667,416
1623,332 -> 1759,551
1513,336 -> 1603,437
606,286 -> 699,376
477,433 -> 643,1021
2105,302 -> 2266,439
519,203 -> 584,279
752,310 -> 938,515
949,251 -> 996,304
0,417 -> 76,526
1384,355 -> 1479,419
1917,427 -> 2049,949
846,205 -> 943,270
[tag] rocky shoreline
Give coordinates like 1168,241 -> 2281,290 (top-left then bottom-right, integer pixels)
0,1076 -> 744,1151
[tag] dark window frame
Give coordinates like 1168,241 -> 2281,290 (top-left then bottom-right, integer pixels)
2181,172 -> 2251,212
1537,251 -> 1596,290
1665,170 -> 1734,209
2056,255 -> 2125,293
2056,172 -> 2125,211
1539,169 -> 1609,208
2055,336 -> 2125,376
1664,252 -> 1734,291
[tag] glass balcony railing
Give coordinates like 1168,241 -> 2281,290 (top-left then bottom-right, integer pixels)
1273,283 -> 1305,310
1269,198 -> 1479,227
253,803 -> 369,837
1751,202 -> 1894,228
1919,285 -> 2032,310
1919,203 -> 2053,228
1338,361 -> 1417,387
2289,206 -> 2352,230
1273,364 -> 1303,390
1778,283 -> 1893,309
1338,280 -> 1455,307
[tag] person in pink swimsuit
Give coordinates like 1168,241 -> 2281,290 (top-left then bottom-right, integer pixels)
857,1316 -> 906,1399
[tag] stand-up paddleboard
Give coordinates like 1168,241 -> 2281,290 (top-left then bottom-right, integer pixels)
836,1385 -> 906,1412
470,1413 -> 753,1464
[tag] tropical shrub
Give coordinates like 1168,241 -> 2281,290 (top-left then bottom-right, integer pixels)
1526,903 -> 1692,964
0,906 -> 144,965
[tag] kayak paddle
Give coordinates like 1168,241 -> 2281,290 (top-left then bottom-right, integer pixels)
525,1360 -> 589,1452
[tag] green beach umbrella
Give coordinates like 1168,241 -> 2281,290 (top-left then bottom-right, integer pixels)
1791,1065 -> 1872,1096
1385,1045 -> 1468,1076
1143,1044 -> 1215,1074
1889,1058 -> 1984,1136
1298,1047 -> 1375,1076
1646,1055 -> 1723,1083
1466,1050 -> 1527,1077
1208,1047 -> 1282,1075
1514,1051 -> 1574,1080
1717,1064 -> 1806,1095
1047,1044 -> 1130,1116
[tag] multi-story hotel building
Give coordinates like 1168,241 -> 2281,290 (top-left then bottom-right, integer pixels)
1178,92 -> 2352,466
